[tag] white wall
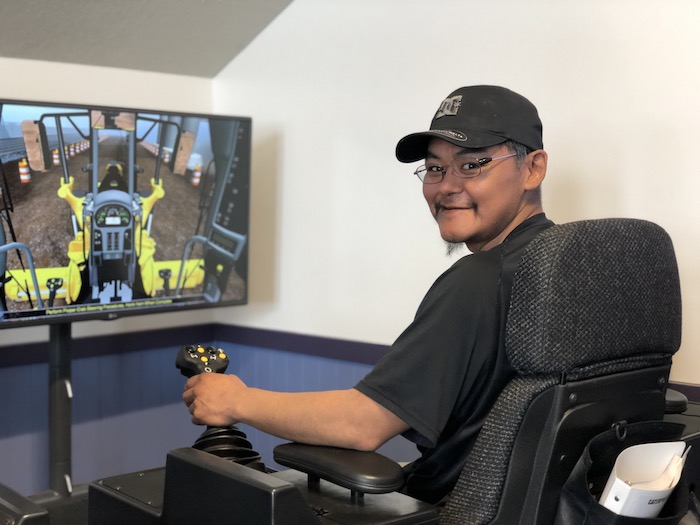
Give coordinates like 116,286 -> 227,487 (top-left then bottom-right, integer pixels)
0,57 -> 214,346
1,1 -> 699,385
212,0 -> 700,384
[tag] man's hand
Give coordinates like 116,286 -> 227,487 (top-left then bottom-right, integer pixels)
183,373 -> 247,427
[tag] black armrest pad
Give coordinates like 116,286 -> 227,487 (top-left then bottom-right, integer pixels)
667,388 -> 689,414
273,443 -> 406,494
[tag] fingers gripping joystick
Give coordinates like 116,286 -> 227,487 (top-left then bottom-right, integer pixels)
177,345 -> 266,472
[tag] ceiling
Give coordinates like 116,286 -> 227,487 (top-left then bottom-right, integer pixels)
0,0 -> 294,78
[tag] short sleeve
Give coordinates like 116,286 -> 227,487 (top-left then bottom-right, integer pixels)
355,250 -> 504,447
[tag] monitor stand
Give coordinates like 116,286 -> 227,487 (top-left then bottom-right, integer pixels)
22,322 -> 89,525
48,322 -> 73,497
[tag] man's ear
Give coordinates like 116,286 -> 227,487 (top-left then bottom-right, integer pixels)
523,149 -> 547,190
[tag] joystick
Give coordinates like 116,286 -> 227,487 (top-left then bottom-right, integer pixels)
177,344 -> 266,472
46,277 -> 63,307
176,344 -> 230,377
158,268 -> 172,296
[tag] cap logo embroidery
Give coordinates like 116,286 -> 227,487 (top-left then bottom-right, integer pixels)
435,129 -> 467,141
434,95 -> 462,119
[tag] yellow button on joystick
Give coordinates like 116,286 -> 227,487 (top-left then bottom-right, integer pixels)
200,356 -> 208,363
219,352 -> 227,360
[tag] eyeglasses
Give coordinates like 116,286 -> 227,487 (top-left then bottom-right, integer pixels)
414,153 -> 517,184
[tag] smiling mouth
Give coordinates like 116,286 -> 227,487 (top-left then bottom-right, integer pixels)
436,204 -> 475,215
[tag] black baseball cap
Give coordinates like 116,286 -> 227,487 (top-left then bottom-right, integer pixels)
395,85 -> 543,163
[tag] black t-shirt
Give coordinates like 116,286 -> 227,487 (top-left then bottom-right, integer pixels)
354,213 -> 554,504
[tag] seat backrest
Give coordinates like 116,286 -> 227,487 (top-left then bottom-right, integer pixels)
440,218 -> 682,525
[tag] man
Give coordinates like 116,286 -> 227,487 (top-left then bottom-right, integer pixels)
183,85 -> 553,505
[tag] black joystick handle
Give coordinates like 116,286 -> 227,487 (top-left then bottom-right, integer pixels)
159,268 -> 172,296
176,344 -> 230,378
46,277 -> 63,307
177,344 -> 266,472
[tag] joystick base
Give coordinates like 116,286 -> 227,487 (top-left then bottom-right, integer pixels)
192,425 -> 266,472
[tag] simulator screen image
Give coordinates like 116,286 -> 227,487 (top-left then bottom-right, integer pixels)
0,100 -> 251,328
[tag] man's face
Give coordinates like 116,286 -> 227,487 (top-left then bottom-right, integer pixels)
421,138 -> 537,252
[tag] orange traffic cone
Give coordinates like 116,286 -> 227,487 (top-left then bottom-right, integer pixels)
53,149 -> 60,166
191,164 -> 202,186
19,158 -> 31,183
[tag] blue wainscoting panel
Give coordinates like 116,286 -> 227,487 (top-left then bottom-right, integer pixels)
0,344 -> 202,495
70,346 -> 203,487
0,362 -> 50,496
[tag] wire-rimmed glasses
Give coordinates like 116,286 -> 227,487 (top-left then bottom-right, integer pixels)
414,153 -> 517,184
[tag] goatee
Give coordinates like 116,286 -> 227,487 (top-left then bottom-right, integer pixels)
445,242 -> 466,256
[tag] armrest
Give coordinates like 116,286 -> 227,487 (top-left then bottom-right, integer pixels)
667,388 -> 689,414
273,443 -> 406,495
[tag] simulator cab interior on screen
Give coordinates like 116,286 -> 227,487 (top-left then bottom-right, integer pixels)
0,100 -> 251,328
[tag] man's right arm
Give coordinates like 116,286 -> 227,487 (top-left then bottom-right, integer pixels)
183,372 -> 410,451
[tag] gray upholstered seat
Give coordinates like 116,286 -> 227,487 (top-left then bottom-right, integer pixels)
440,218 -> 682,524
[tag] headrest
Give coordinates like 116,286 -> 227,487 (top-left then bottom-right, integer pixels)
506,219 -> 682,374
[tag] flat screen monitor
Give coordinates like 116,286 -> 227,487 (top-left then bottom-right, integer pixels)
0,99 -> 251,328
